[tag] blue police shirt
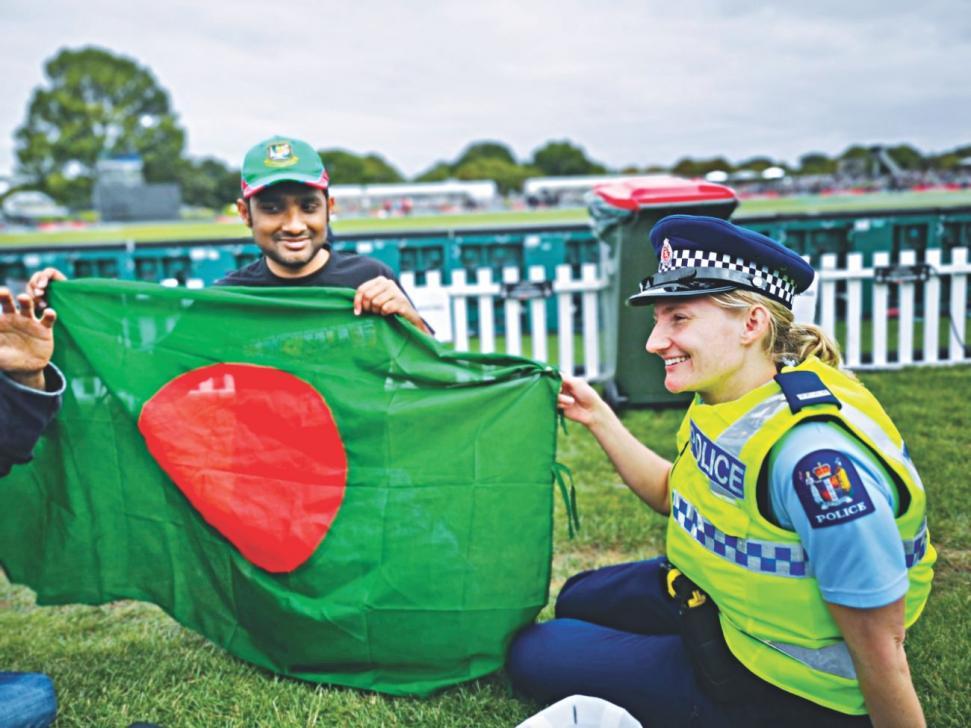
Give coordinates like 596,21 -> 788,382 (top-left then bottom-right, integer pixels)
767,421 -> 909,608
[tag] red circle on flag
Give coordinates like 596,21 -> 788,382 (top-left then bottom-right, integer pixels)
138,363 -> 348,573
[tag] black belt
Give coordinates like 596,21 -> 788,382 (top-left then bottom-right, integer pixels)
660,561 -> 763,703
658,561 -> 873,725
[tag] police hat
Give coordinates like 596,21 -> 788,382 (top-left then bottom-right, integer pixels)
627,215 -> 815,309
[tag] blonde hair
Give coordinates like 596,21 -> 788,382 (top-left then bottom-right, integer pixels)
709,290 -> 844,370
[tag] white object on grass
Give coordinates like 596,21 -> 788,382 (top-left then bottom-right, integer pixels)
516,694 -> 642,728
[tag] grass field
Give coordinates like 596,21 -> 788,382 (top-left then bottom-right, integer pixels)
1,365 -> 969,727
2,188 -> 971,247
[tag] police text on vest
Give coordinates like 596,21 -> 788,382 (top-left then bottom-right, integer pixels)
690,421 -> 746,499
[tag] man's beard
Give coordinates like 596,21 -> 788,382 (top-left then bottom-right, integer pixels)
265,238 -> 325,270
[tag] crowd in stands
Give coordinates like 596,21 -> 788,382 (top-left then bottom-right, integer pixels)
520,168 -> 971,209
731,169 -> 971,199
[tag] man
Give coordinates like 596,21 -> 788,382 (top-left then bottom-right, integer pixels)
29,136 -> 431,335
0,287 -> 62,728
216,135 -> 431,333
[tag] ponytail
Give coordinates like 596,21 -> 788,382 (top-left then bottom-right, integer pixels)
709,290 -> 845,370
781,320 -> 843,369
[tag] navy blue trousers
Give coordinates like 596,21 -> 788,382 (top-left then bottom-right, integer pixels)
507,558 -> 870,728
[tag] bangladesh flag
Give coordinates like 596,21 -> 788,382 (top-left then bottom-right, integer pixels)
0,280 -> 562,696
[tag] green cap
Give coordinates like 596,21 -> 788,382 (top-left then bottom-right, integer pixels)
240,136 -> 329,199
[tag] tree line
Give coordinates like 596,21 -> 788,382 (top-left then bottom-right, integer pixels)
10,46 -> 971,211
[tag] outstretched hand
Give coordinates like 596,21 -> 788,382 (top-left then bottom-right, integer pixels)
0,288 -> 57,390
27,267 -> 67,310
353,276 -> 429,333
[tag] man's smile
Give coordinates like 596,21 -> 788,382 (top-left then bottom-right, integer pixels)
278,237 -> 311,251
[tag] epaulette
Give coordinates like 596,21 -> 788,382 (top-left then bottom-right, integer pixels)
773,369 -> 841,414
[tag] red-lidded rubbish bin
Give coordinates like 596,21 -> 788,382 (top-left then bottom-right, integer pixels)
589,176 -> 737,408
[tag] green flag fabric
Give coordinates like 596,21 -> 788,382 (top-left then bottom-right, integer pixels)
0,280 -> 561,696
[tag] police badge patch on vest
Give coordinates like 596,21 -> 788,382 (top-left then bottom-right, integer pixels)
794,449 -> 874,529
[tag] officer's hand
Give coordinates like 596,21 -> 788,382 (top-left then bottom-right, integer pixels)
0,288 -> 57,391
557,377 -> 607,428
27,267 -> 67,310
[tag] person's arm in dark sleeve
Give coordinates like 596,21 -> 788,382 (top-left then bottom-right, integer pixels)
0,365 -> 65,477
0,287 -> 64,477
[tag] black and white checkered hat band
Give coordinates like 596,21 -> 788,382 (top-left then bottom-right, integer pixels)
658,249 -> 797,304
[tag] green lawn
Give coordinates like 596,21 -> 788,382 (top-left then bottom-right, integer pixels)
734,188 -> 971,218
0,209 -> 591,247
1,366 -> 969,726
832,315 -> 971,364
2,188 -> 971,247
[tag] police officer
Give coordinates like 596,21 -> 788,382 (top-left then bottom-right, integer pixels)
507,215 -> 934,727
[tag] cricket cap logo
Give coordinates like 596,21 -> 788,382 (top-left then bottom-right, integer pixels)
265,141 -> 299,168
803,457 -> 853,510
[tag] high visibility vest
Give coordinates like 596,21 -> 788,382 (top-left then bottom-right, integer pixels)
665,357 -> 935,714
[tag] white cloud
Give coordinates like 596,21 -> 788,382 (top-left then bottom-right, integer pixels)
1,0 -> 969,180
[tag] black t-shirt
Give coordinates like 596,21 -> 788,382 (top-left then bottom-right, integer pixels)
214,248 -> 397,289
214,248 -> 430,331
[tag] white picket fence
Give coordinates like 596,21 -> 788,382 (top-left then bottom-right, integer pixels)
403,246 -> 971,378
402,263 -> 605,379
816,247 -> 970,370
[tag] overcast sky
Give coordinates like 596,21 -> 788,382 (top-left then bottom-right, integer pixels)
3,0 -> 970,179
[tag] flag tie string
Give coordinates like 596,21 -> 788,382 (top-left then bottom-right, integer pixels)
552,462 -> 580,538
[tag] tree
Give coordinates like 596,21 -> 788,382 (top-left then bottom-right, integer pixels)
671,157 -> 732,178
928,144 -> 971,171
413,141 -> 530,190
177,157 -> 239,211
454,141 -> 517,168
359,154 -> 404,184
886,144 -> 924,171
930,146 -> 967,171
531,140 -> 606,176
798,153 -> 837,175
453,158 -> 536,195
736,156 -> 777,172
839,145 -> 871,162
414,161 -> 453,183
14,46 -> 186,209
930,152 -> 961,170
318,149 -> 403,185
